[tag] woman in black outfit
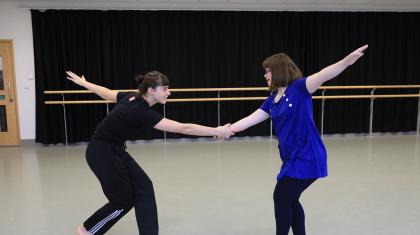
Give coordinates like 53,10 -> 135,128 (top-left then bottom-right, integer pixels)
66,71 -> 232,235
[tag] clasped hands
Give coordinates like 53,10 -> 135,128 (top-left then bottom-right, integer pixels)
215,124 -> 242,140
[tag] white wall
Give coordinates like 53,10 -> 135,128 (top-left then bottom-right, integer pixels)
0,1 -> 35,140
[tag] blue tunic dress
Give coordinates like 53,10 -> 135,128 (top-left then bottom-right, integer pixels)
260,77 -> 328,180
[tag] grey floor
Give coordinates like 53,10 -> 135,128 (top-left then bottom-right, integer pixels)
1,135 -> 420,235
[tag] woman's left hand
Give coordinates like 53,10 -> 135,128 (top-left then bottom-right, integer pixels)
66,71 -> 87,86
344,44 -> 368,66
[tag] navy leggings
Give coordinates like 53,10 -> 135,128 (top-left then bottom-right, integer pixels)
273,176 -> 316,235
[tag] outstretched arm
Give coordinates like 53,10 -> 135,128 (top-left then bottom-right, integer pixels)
229,109 -> 270,133
154,118 -> 233,138
66,71 -> 118,102
306,44 -> 368,94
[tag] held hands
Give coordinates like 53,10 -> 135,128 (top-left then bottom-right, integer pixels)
215,123 -> 235,140
66,71 -> 87,86
344,44 -> 368,66
215,123 -> 244,140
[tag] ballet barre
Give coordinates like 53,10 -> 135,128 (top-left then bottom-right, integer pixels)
44,85 -> 420,146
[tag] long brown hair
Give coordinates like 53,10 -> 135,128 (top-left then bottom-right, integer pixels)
262,53 -> 302,91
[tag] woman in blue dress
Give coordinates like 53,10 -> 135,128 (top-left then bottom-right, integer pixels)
230,45 -> 368,235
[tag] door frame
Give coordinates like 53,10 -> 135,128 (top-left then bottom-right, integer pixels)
0,39 -> 21,146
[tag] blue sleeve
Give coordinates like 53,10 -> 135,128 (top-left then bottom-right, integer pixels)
294,77 -> 311,96
259,93 -> 274,114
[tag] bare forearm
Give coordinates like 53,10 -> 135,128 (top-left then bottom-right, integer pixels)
81,81 -> 117,101
306,59 -> 350,94
230,109 -> 270,132
66,71 -> 117,101
179,123 -> 219,136
306,45 -> 368,94
317,59 -> 350,84
154,118 -> 231,138
231,117 -> 253,133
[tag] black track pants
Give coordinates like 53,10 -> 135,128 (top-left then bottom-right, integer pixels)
83,139 -> 158,235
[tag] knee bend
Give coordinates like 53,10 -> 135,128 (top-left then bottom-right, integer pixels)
274,195 -> 294,207
113,202 -> 134,212
111,194 -> 135,210
138,178 -> 155,195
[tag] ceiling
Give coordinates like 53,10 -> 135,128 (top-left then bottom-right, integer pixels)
1,0 -> 420,11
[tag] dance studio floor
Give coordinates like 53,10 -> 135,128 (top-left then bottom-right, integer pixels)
1,135 -> 420,235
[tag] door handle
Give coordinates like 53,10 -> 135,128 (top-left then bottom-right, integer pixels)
8,81 -> 13,102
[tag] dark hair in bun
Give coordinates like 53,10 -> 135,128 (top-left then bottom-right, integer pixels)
134,71 -> 170,98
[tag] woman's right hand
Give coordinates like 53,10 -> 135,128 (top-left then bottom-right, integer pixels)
216,123 -> 234,139
66,71 -> 87,87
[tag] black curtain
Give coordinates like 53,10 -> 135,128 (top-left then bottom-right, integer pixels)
32,10 -> 420,144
